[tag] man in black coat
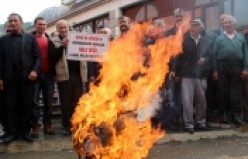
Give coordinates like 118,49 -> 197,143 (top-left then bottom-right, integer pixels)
171,19 -> 212,134
0,13 -> 41,144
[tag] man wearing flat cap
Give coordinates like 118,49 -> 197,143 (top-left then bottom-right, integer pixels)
171,18 -> 212,134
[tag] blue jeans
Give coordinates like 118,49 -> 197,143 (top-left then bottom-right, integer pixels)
32,73 -> 54,124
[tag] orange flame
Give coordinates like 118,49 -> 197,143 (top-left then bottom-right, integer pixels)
72,19 -> 189,159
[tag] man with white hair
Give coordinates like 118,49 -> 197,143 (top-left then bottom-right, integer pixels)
52,20 -> 86,136
144,19 -> 166,45
165,8 -> 184,36
213,15 -> 248,127
215,14 -> 229,35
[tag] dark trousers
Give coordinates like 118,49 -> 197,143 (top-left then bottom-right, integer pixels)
164,78 -> 183,126
217,64 -> 242,116
0,91 -> 4,129
3,74 -> 33,135
206,76 -> 218,120
32,73 -> 54,124
57,75 -> 83,129
243,80 -> 248,119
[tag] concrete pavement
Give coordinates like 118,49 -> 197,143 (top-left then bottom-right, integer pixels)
1,120 -> 248,154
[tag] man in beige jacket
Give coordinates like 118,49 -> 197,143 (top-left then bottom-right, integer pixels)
52,20 -> 86,136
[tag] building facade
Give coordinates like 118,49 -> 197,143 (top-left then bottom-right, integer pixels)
43,0 -> 248,35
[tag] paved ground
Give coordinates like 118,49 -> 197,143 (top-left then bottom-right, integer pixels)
1,120 -> 248,158
147,137 -> 248,159
1,137 -> 248,159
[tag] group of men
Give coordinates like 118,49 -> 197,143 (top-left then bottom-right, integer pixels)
1,7 -> 247,145
162,9 -> 248,134
0,12 -> 129,145
0,14 -> 85,144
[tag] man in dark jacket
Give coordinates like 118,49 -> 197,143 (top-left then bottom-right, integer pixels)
194,17 -> 218,123
30,17 -> 56,138
0,21 -> 12,140
163,8 -> 185,131
243,29 -> 248,122
171,19 -> 211,134
0,13 -> 41,144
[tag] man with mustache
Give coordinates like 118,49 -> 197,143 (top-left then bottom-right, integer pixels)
119,16 -> 132,35
0,13 -> 41,144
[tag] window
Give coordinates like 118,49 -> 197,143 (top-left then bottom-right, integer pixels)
73,15 -> 109,33
95,17 -> 109,28
205,6 -> 219,30
234,0 -> 248,26
162,15 -> 174,29
223,0 -> 232,14
147,5 -> 159,19
184,10 -> 193,20
81,24 -> 93,33
74,22 -> 93,33
194,8 -> 202,18
175,0 -> 193,10
195,0 -> 211,6
135,6 -> 145,21
135,4 -> 159,21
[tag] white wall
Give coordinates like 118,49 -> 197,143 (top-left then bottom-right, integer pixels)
46,0 -> 142,36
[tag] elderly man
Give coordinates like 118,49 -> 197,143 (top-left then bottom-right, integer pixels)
213,15 -> 248,126
215,14 -> 229,35
52,20 -> 86,136
165,8 -> 184,36
171,19 -> 211,134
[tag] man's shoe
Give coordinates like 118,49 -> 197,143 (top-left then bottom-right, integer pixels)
31,123 -> 40,138
62,128 -> 71,136
195,126 -> 211,131
233,116 -> 242,127
3,134 -> 17,144
44,122 -> 55,135
0,132 -> 8,140
244,118 -> 248,123
221,113 -> 229,123
21,134 -> 33,142
184,128 -> 194,134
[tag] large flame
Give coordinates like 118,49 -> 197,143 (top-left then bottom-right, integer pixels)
72,20 -> 189,159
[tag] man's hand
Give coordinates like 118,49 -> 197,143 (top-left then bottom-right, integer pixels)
198,57 -> 206,65
213,71 -> 218,80
169,71 -> 180,81
241,70 -> 248,80
90,76 -> 96,82
169,71 -> 175,79
28,71 -> 38,81
0,80 -> 3,91
62,37 -> 69,47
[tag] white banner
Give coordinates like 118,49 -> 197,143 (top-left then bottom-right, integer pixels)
67,32 -> 109,61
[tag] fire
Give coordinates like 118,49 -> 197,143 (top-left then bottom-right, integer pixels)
72,20 -> 189,159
